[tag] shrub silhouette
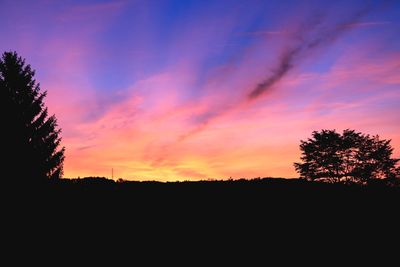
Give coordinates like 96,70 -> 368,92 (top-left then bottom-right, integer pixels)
0,51 -> 65,181
294,129 -> 399,184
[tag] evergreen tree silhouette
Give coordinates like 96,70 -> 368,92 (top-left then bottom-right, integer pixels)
0,51 -> 65,181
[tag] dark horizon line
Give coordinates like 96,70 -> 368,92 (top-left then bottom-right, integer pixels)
61,176 -> 300,182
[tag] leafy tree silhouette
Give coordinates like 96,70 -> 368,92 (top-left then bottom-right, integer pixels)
294,129 -> 399,184
0,51 -> 65,181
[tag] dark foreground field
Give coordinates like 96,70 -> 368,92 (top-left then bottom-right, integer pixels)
3,177 -> 400,259
5,177 -> 399,236
5,177 -> 399,230
7,177 -> 400,211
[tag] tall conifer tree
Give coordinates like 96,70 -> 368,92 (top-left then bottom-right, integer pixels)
0,51 -> 65,180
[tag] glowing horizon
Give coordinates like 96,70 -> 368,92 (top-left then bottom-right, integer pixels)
1,0 -> 399,181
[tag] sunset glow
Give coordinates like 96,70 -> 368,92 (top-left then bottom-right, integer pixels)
1,0 -> 399,180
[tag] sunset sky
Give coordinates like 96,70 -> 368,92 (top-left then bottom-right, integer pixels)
1,0 -> 399,180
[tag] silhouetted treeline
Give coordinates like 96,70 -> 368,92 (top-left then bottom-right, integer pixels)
43,176 -> 400,193
12,176 -> 400,203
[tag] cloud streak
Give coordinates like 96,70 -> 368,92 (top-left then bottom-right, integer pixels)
178,7 -> 373,141
343,21 -> 391,28
247,7 -> 370,100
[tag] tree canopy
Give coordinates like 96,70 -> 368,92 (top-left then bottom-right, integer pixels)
0,51 -> 65,181
294,129 -> 399,184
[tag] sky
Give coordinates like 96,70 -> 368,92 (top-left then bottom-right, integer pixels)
0,0 -> 399,181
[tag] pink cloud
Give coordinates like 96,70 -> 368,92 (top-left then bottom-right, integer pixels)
41,3 -> 399,181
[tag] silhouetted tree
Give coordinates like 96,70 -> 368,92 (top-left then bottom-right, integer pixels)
294,129 -> 399,184
0,51 -> 65,181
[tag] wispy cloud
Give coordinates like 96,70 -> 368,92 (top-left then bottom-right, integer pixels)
56,1 -> 126,22
247,7 -> 371,100
343,21 -> 391,28
242,30 -> 285,36
178,6 -> 374,141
